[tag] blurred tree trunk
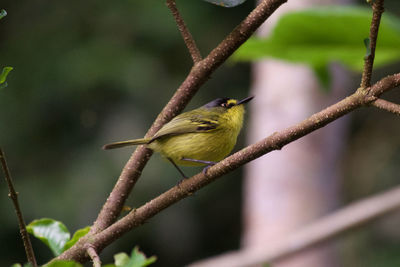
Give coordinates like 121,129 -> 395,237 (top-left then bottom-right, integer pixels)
242,1 -> 352,266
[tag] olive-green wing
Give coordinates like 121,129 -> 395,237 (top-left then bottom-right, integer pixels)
151,109 -> 220,141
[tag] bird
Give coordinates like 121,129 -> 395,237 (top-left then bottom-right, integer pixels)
103,96 -> 253,178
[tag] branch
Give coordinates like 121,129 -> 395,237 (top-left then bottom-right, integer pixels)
86,246 -> 101,267
0,148 -> 37,267
360,0 -> 385,89
189,185 -> 400,267
371,98 -> 400,116
90,0 -> 288,234
166,0 -> 202,63
56,73 -> 400,263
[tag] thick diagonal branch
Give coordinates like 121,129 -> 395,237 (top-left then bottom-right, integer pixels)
91,0 -> 288,234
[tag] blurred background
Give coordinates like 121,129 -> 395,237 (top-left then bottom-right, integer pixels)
0,0 -> 400,266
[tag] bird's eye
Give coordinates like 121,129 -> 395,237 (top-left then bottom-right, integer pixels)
220,101 -> 236,108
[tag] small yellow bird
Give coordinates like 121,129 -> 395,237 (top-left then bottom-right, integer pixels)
103,96 -> 253,178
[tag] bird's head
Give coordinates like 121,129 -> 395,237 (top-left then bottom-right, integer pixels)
203,96 -> 254,110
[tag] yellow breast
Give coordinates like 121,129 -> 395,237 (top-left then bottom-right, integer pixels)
148,105 -> 245,166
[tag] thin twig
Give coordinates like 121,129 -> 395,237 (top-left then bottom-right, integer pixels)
166,0 -> 202,63
90,0 -> 288,234
189,185 -> 400,267
86,246 -> 101,267
0,148 -> 37,267
55,73 -> 400,263
371,98 -> 400,116
360,0 -> 385,89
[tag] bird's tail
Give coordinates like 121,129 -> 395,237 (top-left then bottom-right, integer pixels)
102,138 -> 151,150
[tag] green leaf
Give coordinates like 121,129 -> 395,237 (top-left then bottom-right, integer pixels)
27,218 -> 70,256
233,6 -> 400,85
128,247 -> 156,267
0,9 -> 7,20
43,260 -> 83,267
202,0 -> 246,7
114,252 -> 130,266
364,37 -> 371,57
0,66 -> 13,89
114,247 -> 156,267
0,66 -> 13,83
10,264 -> 32,267
63,226 -> 90,251
312,64 -> 331,90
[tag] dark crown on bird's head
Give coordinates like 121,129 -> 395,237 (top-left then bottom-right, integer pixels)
203,98 -> 234,109
203,96 -> 254,109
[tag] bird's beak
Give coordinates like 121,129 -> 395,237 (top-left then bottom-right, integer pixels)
236,96 -> 254,105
